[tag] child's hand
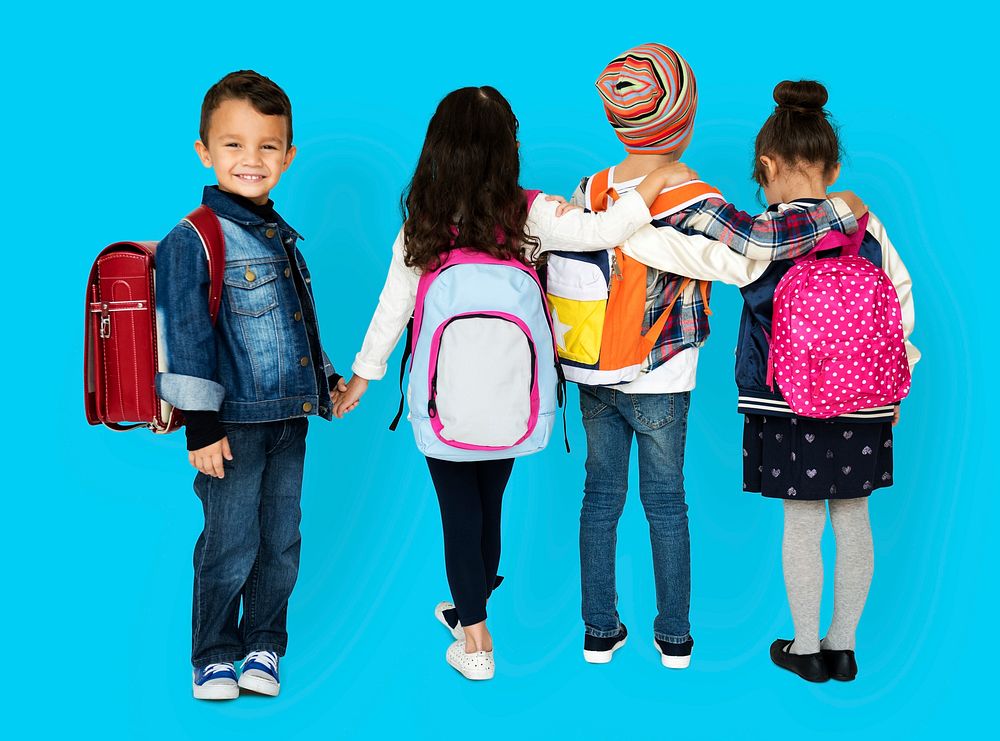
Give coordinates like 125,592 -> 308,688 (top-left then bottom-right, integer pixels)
188,436 -> 233,479
892,405 -> 900,426
636,162 -> 699,205
333,375 -> 369,418
329,376 -> 348,401
545,194 -> 582,217
829,190 -> 868,220
654,161 -> 699,187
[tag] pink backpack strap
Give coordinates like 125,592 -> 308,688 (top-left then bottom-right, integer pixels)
795,213 -> 870,263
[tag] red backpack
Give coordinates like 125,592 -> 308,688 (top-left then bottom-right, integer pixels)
84,206 -> 225,432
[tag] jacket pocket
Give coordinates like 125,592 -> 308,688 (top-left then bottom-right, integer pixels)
224,264 -> 279,317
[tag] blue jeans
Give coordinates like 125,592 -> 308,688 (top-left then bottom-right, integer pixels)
579,386 -> 692,644
191,418 -> 307,666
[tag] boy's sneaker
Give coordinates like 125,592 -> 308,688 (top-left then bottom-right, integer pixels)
192,662 -> 239,700
237,651 -> 280,696
654,637 -> 694,669
583,624 -> 628,664
435,601 -> 465,640
446,640 -> 494,681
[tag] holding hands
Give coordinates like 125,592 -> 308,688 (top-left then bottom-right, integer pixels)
331,375 -> 369,418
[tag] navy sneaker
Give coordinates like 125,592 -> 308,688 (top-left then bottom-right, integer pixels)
583,624 -> 628,664
654,636 -> 694,669
238,651 -> 280,696
192,662 -> 239,700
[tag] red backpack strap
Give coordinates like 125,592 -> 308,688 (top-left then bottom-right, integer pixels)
182,206 -> 226,324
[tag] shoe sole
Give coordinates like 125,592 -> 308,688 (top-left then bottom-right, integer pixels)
435,602 -> 465,641
446,655 -> 494,680
828,673 -> 857,682
238,674 -> 280,696
583,635 -> 627,664
193,682 -> 239,700
654,640 -> 692,669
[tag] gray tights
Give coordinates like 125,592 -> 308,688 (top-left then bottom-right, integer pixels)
782,498 -> 874,654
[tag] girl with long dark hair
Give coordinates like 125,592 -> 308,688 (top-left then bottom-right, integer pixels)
332,86 -> 693,680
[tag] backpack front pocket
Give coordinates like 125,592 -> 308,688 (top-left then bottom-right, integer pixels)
428,313 -> 538,449
545,252 -> 611,365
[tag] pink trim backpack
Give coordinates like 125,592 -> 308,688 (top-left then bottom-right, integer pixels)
767,214 -> 911,419
389,190 -> 566,461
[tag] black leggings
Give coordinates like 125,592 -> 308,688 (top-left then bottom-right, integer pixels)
426,457 -> 515,627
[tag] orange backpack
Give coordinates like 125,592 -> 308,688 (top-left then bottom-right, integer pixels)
545,168 -> 719,386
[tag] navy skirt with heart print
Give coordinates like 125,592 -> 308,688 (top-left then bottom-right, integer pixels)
742,414 -> 894,500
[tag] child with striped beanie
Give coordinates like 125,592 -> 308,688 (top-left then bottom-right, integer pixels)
565,42 -> 867,670
596,42 -> 698,155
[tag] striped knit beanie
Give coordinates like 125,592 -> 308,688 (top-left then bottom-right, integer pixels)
596,43 -> 697,154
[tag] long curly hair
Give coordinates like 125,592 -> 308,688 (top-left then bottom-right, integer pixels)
401,86 -> 539,271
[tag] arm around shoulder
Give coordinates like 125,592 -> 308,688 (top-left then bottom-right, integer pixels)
527,189 -> 652,255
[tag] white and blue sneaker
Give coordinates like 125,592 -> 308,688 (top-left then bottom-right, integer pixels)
192,662 -> 239,700
238,651 -> 280,696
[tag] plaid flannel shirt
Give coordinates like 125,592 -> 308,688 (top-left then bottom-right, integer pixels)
574,176 -> 859,373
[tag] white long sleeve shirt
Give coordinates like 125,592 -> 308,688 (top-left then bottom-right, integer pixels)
352,190 -> 653,380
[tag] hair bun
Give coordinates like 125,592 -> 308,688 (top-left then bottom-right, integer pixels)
773,80 -> 828,114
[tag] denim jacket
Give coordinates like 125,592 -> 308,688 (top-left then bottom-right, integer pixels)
155,186 -> 334,423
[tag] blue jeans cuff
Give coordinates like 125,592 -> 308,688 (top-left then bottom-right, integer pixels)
654,632 -> 691,644
585,623 -> 623,639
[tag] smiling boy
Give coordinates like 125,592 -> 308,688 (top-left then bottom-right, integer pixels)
155,70 -> 343,700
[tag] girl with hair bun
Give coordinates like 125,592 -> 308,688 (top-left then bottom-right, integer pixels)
618,79 -> 919,682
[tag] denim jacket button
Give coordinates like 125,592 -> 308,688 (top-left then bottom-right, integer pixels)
299,356 -> 309,367
294,311 -> 302,321
302,402 -> 313,412
284,267 -> 291,278
244,269 -> 256,282
265,228 -> 276,239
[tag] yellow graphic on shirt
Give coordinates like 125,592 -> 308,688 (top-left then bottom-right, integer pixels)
547,295 -> 607,365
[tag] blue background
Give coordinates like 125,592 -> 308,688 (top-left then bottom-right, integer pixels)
4,1 -> 993,737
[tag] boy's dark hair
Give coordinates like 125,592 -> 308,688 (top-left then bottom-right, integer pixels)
401,86 -> 539,272
752,80 -> 842,188
199,70 -> 293,145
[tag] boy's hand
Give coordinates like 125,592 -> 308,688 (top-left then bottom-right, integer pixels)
189,436 -> 233,479
329,376 -> 348,401
333,375 -> 369,418
829,190 -> 868,220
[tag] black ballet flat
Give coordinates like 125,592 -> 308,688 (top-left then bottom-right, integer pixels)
821,649 -> 858,681
770,639 -> 830,683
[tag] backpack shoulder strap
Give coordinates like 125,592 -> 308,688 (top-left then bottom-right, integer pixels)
793,212 -> 870,264
648,180 -> 724,219
524,189 -> 543,212
585,168 -> 614,212
388,317 -> 414,431
182,206 -> 226,324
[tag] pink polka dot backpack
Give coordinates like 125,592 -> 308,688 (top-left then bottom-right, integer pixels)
766,214 -> 911,419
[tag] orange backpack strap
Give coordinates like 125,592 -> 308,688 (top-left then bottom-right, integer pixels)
648,180 -> 723,219
585,168 -> 614,212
